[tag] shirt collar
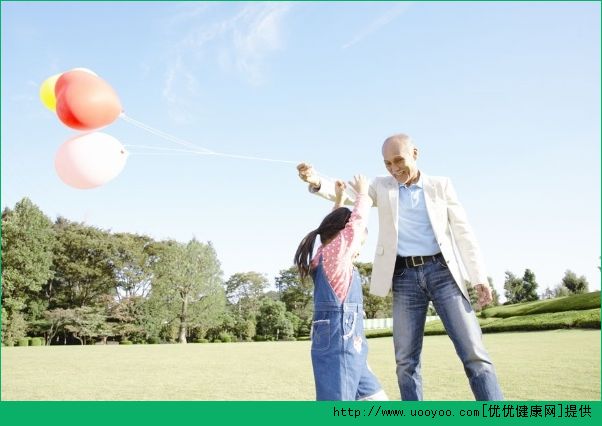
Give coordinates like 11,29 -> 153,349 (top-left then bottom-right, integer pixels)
400,171 -> 423,189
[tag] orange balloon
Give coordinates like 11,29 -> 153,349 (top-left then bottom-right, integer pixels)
55,70 -> 122,131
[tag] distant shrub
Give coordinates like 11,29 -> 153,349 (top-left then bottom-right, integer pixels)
481,291 -> 600,319
219,332 -> 232,343
17,338 -> 29,347
365,308 -> 600,338
365,329 -> 393,339
147,337 -> 160,344
30,338 -> 42,346
120,340 -> 133,345
195,338 -> 209,344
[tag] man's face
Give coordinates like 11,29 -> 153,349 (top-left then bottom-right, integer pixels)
382,140 -> 419,185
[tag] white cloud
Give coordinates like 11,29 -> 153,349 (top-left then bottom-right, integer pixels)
162,2 -> 291,123
342,2 -> 413,49
231,3 -> 291,85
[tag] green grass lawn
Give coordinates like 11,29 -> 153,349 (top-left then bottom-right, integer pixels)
1,329 -> 599,401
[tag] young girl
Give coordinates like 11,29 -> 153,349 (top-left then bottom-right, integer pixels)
295,175 -> 387,401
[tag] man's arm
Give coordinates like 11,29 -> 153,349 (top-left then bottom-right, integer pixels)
297,162 -> 377,207
444,178 -> 492,306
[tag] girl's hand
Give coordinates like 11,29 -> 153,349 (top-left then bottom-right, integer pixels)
334,180 -> 346,198
349,174 -> 368,195
334,180 -> 346,209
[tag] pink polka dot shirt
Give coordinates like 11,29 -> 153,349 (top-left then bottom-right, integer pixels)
310,193 -> 371,302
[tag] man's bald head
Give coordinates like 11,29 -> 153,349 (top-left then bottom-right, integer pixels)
382,133 -> 415,155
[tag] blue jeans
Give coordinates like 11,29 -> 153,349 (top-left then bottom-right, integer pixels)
392,258 -> 504,401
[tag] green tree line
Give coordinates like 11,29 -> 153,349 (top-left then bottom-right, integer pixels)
1,197 -> 590,345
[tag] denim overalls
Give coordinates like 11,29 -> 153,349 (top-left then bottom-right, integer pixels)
310,257 -> 383,401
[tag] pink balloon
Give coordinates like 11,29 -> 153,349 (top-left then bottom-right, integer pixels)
55,132 -> 128,189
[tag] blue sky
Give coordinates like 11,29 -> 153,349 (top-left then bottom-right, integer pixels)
2,1 -> 600,298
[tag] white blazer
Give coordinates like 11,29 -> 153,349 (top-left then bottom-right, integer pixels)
311,174 -> 487,300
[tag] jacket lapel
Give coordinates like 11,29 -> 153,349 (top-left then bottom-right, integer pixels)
421,174 -> 439,230
387,177 -> 399,233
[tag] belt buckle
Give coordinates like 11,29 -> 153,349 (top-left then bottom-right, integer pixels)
411,256 -> 424,267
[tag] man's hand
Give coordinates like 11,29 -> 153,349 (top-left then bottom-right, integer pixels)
475,284 -> 493,308
297,162 -> 321,188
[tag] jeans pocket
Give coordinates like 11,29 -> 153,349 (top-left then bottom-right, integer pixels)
311,319 -> 330,352
393,267 -> 407,278
342,312 -> 357,340
436,257 -> 449,269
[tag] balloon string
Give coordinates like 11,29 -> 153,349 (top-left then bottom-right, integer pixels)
121,138 -> 298,165
119,113 -> 215,153
120,113 -> 297,164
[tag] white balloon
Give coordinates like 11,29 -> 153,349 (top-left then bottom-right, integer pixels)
55,132 -> 128,189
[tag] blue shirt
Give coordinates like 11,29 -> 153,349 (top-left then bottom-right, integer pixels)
397,175 -> 440,256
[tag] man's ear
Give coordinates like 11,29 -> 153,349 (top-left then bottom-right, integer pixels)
413,147 -> 419,160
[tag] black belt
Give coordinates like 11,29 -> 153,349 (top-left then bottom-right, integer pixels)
396,253 -> 445,269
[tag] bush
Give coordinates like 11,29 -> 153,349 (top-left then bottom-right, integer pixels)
365,309 -> 600,338
147,337 -> 160,344
481,291 -> 600,318
365,329 -> 394,338
195,338 -> 209,344
30,338 -> 42,346
120,340 -> 133,345
219,332 -> 232,343
481,309 -> 600,333
17,338 -> 30,347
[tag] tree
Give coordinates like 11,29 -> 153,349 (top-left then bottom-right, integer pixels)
107,295 -> 146,343
108,233 -> 159,342
111,232 -> 156,300
503,269 -> 539,304
1,198 -> 55,345
42,308 -> 73,345
503,271 -> 521,303
356,262 -> 392,318
225,272 -> 268,305
276,266 -> 313,337
152,239 -> 225,343
487,277 -> 500,306
464,281 -> 480,311
561,270 -> 589,294
541,287 -> 556,300
553,285 -> 571,298
62,307 -> 109,345
224,271 -> 269,339
255,298 -> 294,341
521,269 -> 539,302
48,218 -> 117,309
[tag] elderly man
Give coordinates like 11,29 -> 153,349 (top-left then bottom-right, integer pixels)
297,133 -> 503,401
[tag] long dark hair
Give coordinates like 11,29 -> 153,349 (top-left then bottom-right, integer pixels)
294,207 -> 352,281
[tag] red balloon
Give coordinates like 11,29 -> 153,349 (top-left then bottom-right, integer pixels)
55,70 -> 122,131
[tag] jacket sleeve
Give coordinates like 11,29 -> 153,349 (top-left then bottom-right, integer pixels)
445,178 -> 488,286
308,177 -> 378,207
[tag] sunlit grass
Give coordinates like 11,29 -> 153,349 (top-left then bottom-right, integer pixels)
2,329 -> 599,400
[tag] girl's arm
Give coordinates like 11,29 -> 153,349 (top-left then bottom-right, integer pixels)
333,180 -> 348,210
320,176 -> 371,301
